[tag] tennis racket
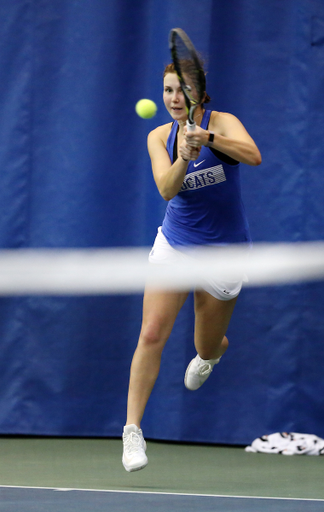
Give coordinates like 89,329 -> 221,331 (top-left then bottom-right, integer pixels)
169,28 -> 206,131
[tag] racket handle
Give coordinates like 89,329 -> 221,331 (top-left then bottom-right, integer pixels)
186,120 -> 196,131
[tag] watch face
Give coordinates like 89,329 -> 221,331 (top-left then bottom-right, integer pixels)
208,132 -> 214,143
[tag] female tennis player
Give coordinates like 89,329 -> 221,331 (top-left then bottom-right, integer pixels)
122,63 -> 262,472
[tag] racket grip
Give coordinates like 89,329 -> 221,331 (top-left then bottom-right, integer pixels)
186,120 -> 196,131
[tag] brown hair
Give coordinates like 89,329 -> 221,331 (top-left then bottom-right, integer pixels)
163,63 -> 211,104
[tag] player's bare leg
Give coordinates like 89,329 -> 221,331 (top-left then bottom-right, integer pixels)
122,288 -> 188,472
126,288 -> 189,427
184,291 -> 237,390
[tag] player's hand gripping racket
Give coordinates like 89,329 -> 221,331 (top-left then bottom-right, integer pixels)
169,28 -> 206,132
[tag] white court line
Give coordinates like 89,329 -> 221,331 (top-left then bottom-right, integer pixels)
0,484 -> 323,502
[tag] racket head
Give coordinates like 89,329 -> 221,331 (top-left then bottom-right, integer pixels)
169,28 -> 206,125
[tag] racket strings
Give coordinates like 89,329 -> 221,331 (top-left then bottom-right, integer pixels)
173,34 -> 205,104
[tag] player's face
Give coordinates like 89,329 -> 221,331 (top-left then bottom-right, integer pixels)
163,73 -> 187,121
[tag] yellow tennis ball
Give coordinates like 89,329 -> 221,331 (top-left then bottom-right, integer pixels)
135,99 -> 157,119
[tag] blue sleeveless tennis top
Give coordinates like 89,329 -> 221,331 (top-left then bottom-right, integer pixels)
161,110 -> 251,246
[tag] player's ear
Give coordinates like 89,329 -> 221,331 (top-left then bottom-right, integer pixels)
202,92 -> 211,104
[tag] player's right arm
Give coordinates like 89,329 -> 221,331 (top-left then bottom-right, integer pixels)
147,124 -> 199,201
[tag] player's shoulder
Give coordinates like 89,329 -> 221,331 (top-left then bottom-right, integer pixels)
147,122 -> 173,145
209,110 -> 241,132
210,110 -> 238,123
148,122 -> 173,138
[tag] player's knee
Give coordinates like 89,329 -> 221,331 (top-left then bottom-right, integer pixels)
222,335 -> 229,350
139,322 -> 167,349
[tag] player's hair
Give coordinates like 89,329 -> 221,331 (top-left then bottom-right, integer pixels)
163,63 -> 211,104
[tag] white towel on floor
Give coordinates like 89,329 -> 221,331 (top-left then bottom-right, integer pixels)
245,432 -> 324,455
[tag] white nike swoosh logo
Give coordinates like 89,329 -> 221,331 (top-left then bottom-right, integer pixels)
193,160 -> 206,168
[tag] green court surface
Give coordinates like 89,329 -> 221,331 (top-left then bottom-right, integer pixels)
0,436 -> 323,500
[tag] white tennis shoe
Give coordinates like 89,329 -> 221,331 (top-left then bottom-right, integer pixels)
122,424 -> 148,472
184,354 -> 221,390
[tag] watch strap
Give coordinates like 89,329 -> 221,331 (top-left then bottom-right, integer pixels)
208,131 -> 214,145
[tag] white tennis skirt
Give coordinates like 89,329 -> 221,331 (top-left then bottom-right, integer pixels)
148,227 -> 246,301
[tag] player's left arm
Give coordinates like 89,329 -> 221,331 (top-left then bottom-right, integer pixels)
185,112 -> 262,166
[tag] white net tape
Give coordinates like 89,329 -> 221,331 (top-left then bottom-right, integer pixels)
0,242 -> 323,295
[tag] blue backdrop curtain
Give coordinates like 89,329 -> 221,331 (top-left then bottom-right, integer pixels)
0,0 -> 323,444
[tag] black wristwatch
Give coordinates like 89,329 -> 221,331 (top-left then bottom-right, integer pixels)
208,131 -> 214,146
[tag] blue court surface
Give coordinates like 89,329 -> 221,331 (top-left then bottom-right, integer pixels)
0,487 -> 323,512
